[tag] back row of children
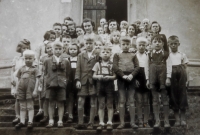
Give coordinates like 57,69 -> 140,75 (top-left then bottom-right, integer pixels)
11,17 -> 189,130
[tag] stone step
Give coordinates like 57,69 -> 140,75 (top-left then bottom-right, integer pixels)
0,127 -> 179,135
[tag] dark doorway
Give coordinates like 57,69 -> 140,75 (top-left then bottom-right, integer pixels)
106,0 -> 127,24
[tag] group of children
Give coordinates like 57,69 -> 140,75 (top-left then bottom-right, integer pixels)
10,17 -> 189,131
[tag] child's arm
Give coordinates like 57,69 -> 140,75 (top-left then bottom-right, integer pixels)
92,63 -> 104,80
127,55 -> 140,81
113,53 -> 125,78
145,54 -> 150,89
166,56 -> 172,86
104,73 -> 116,81
33,78 -> 39,98
66,59 -> 71,81
75,54 -> 81,89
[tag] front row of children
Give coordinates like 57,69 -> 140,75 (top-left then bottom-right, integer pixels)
12,34 -> 188,130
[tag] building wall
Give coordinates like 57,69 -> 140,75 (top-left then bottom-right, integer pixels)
0,0 -> 82,60
129,0 -> 200,59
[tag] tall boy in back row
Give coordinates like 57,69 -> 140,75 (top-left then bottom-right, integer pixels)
168,35 -> 188,127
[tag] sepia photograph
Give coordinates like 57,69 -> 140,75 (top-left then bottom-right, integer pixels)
0,0 -> 199,134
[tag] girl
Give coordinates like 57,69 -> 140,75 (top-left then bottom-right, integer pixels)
35,30 -> 56,117
39,42 -> 53,123
11,39 -> 31,124
66,43 -> 80,123
127,24 -> 137,53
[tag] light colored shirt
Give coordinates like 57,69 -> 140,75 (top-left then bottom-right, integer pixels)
136,52 -> 149,79
87,52 -> 93,59
92,61 -> 113,75
169,51 -> 189,65
54,55 -> 61,64
70,56 -> 77,68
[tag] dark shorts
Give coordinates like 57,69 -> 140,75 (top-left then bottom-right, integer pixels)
47,87 -> 66,101
78,80 -> 96,96
17,78 -> 35,100
96,80 -> 114,98
135,67 -> 149,93
149,63 -> 166,90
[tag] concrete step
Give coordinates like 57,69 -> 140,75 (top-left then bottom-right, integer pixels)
0,127 -> 177,135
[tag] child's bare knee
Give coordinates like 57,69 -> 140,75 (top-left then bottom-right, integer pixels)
99,103 -> 105,109
107,103 -> 113,109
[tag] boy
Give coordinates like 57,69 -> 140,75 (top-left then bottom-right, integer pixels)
100,18 -> 106,28
134,20 -> 141,35
64,17 -> 73,25
93,47 -> 116,131
146,34 -> 171,128
53,23 -> 62,41
76,26 -> 85,37
61,24 -> 69,36
15,50 -> 40,129
44,41 -> 71,128
113,36 -> 140,129
68,21 -> 77,40
168,35 -> 188,127
75,36 -> 99,129
135,37 -> 150,128
61,35 -> 71,58
120,21 -> 129,36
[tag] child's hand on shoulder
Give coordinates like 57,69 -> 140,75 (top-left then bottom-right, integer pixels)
76,81 -> 81,89
166,78 -> 171,87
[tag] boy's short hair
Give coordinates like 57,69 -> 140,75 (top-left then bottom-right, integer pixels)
16,39 -> 31,53
134,20 -> 141,24
53,23 -> 62,27
136,37 -> 148,45
151,34 -> 165,43
150,21 -> 161,33
67,43 -> 80,55
64,17 -> 73,22
23,50 -> 35,57
120,36 -> 131,43
168,35 -> 179,42
84,35 -> 95,42
81,18 -> 95,30
100,46 -> 112,53
52,41 -> 63,48
60,34 -> 71,42
61,24 -> 68,27
95,40 -> 104,45
68,21 -> 76,27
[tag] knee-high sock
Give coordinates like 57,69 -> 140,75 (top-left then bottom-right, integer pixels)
119,107 -> 125,124
129,107 -> 136,124
78,108 -> 84,124
163,105 -> 169,122
153,105 -> 160,121
89,107 -> 96,124
144,105 -> 149,123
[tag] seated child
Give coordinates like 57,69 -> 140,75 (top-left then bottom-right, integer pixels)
75,36 -> 99,129
168,35 -> 189,127
65,43 -> 80,123
113,36 -> 140,129
38,42 -> 53,123
146,34 -> 171,128
135,37 -> 150,128
93,47 -> 116,131
120,20 -> 129,36
11,39 -> 31,124
15,50 -> 40,129
44,41 -> 71,128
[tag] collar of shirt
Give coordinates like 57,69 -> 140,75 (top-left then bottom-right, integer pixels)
153,49 -> 163,54
70,56 -> 77,61
53,55 -> 61,64
25,66 -> 30,71
87,51 -> 93,59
